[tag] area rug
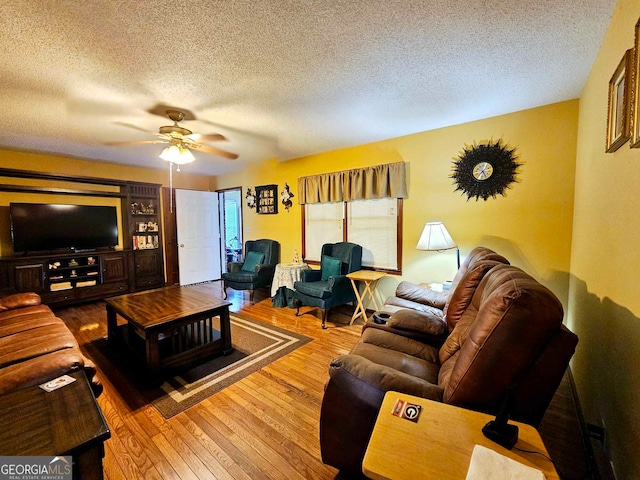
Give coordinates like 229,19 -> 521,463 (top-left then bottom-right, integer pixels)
87,314 -> 312,418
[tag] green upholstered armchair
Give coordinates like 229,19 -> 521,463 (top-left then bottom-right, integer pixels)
294,242 -> 363,329
222,239 -> 281,304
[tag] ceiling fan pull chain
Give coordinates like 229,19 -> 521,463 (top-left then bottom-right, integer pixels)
169,162 -> 174,213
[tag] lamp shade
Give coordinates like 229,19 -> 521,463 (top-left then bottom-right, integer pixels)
159,143 -> 195,165
159,144 -> 181,162
416,222 -> 457,251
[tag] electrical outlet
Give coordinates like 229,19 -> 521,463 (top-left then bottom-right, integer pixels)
587,423 -> 605,443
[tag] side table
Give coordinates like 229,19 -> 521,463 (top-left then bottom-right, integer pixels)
346,270 -> 387,325
0,371 -> 110,480
363,391 -> 559,480
271,262 -> 310,297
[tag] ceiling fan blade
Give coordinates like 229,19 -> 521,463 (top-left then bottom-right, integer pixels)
105,140 -> 167,146
188,133 -> 227,142
190,143 -> 238,160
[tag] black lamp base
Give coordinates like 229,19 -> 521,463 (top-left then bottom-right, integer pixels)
482,420 -> 519,450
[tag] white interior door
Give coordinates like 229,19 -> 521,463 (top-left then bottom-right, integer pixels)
175,189 -> 221,285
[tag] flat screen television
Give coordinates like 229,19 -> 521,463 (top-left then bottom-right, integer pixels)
10,203 -> 119,254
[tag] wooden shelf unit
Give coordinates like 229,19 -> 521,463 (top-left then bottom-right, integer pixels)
122,182 -> 165,292
0,250 -> 129,307
0,169 -> 166,305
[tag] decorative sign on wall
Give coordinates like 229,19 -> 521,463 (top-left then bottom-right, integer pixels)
255,184 -> 278,214
245,187 -> 256,209
280,183 -> 295,212
450,139 -> 521,201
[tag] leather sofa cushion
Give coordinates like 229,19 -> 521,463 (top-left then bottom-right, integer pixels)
351,341 -> 439,383
360,328 -> 439,364
0,323 -> 78,368
394,281 -> 447,309
0,293 -> 42,312
383,296 -> 445,316
443,260 -> 504,332
0,304 -> 54,322
0,313 -> 65,338
329,354 -> 444,401
441,247 -> 510,317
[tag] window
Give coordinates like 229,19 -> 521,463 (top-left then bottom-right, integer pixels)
303,202 -> 344,262
303,197 -> 402,273
224,199 -> 240,248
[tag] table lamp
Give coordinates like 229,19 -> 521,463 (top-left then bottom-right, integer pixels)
416,221 -> 460,269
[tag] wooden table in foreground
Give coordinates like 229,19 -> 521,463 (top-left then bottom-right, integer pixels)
363,392 -> 559,480
347,270 -> 387,325
0,371 -> 110,480
105,285 -> 232,380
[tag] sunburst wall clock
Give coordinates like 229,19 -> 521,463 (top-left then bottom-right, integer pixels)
450,139 -> 522,201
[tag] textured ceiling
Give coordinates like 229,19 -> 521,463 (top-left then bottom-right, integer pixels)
0,1 -> 616,176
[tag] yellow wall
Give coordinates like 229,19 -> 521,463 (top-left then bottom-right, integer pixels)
215,100 -> 578,308
0,149 -> 210,256
570,0 -> 640,477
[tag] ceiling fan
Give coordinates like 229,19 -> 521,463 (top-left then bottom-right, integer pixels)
108,109 -> 238,161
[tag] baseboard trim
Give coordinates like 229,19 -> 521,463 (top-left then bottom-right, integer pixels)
566,367 -> 602,480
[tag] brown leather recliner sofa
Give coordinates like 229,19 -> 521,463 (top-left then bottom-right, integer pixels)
319,250 -> 578,475
365,246 -> 510,345
0,292 -> 102,396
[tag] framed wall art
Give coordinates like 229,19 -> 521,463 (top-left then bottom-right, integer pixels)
606,49 -> 632,153
255,184 -> 278,214
632,19 -> 640,148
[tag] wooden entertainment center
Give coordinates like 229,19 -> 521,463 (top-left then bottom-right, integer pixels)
0,168 -> 166,306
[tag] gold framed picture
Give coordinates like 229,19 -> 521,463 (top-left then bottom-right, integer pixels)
631,19 -> 640,148
606,49 -> 632,153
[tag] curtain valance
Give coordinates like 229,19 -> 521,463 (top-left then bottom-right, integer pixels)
297,161 -> 407,204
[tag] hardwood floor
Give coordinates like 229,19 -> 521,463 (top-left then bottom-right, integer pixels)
55,282 -> 594,480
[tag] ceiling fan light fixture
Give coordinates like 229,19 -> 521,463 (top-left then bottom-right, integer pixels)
176,145 -> 195,164
159,144 -> 181,162
159,142 -> 194,165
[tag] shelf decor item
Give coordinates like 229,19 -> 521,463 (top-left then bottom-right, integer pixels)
280,183 -> 295,211
245,187 -> 256,209
606,49 -> 632,152
255,184 -> 278,214
632,19 -> 640,148
451,139 -> 522,201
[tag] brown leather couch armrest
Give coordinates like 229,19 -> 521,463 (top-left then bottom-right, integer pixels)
395,281 -> 447,309
320,354 -> 444,474
0,293 -> 42,312
0,348 -> 102,397
362,320 -> 448,347
388,309 -> 447,336
330,354 -> 444,401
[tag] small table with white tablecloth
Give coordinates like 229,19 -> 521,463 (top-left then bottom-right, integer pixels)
271,262 -> 310,297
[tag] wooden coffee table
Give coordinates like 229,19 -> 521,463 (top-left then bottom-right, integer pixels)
105,285 -> 232,380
